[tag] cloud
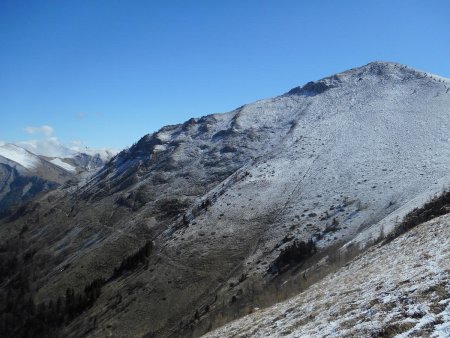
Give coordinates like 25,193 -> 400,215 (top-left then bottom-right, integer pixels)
70,140 -> 82,146
18,137 -> 75,157
14,124 -> 118,159
24,125 -> 54,137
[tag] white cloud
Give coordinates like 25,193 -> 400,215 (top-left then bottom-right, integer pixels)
18,137 -> 75,158
12,124 -> 118,159
24,125 -> 54,137
70,140 -> 82,146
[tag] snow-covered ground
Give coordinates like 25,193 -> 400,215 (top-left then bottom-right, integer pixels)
205,213 -> 450,337
50,158 -> 77,173
158,61 -> 450,281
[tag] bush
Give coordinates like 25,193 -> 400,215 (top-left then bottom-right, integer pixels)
384,190 -> 450,244
112,241 -> 153,279
269,239 -> 316,274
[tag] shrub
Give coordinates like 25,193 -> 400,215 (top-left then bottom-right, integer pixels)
269,239 -> 316,274
112,241 -> 153,279
384,190 -> 450,244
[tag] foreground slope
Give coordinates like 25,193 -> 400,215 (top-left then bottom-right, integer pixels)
1,62 -> 450,337
205,211 -> 450,338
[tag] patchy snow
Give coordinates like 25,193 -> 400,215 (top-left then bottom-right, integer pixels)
155,131 -> 173,142
50,158 -> 77,172
344,176 -> 450,251
152,144 -> 167,152
21,182 -> 33,197
432,304 -> 450,337
205,213 -> 450,337
158,61 -> 450,277
0,143 -> 39,170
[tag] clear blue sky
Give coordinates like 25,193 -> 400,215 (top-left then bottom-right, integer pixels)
1,0 -> 449,150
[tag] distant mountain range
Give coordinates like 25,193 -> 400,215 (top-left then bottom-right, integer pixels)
1,61 -> 449,337
0,142 -> 116,213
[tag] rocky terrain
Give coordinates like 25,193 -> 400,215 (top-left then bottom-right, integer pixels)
1,61 -> 449,337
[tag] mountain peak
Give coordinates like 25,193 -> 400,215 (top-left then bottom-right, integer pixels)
286,61 -> 404,96
287,61 -> 449,96
344,60 -> 450,82
345,60 -> 408,76
361,60 -> 404,68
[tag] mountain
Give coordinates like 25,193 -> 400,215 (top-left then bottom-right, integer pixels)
0,143 -> 73,212
17,138 -> 116,161
0,143 -> 116,213
17,138 -> 116,172
1,61 -> 450,338
40,151 -> 115,173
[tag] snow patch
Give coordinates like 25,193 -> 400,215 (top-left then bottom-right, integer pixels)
50,158 -> 77,172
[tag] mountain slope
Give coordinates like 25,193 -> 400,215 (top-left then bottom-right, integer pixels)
205,211 -> 450,338
1,61 -> 450,337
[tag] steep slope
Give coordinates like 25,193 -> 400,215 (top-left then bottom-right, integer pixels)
205,211 -> 450,338
1,61 -> 450,338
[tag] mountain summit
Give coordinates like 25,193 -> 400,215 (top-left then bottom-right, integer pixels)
1,62 -> 450,337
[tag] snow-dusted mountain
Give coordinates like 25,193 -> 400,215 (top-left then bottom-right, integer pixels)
0,142 -> 116,213
17,138 -> 116,172
1,61 -> 450,338
40,151 -> 115,173
17,138 -> 116,161
0,143 -> 73,212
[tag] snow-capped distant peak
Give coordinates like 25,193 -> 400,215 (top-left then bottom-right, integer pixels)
70,146 -> 117,161
0,143 -> 39,170
17,138 -> 118,161
18,138 -> 75,158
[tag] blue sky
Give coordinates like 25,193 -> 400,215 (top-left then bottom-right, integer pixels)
1,0 -> 449,151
